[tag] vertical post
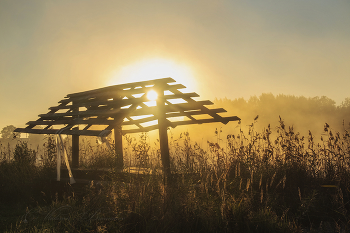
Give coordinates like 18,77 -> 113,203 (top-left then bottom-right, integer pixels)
72,103 -> 79,168
114,124 -> 124,170
72,132 -> 79,168
156,89 -> 171,180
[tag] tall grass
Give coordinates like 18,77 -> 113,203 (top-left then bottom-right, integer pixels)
2,118 -> 350,232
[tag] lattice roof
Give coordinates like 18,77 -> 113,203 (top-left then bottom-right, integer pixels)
15,78 -> 240,136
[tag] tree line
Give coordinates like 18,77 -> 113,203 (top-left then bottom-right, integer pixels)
214,93 -> 350,136
2,93 -> 350,142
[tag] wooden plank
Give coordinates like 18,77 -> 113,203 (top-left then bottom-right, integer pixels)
98,102 -> 142,133
126,117 -> 144,130
53,91 -> 149,110
122,108 -> 227,125
30,108 -> 227,128
14,128 -> 64,135
121,116 -> 240,134
171,116 -> 241,126
122,125 -> 158,134
66,92 -> 123,104
58,98 -> 72,104
18,115 -> 240,135
164,85 -> 225,120
66,78 -> 176,98
38,108 -> 126,119
16,78 -> 241,138
164,92 -> 199,99
166,108 -> 227,117
17,116 -> 240,136
123,116 -> 157,125
25,99 -> 73,130
40,100 -> 213,120
70,129 -> 112,136
15,127 -> 111,136
65,84 -> 186,104
120,84 -> 187,97
165,100 -> 214,111
129,100 -> 213,117
66,78 -> 173,97
164,100 -> 198,122
24,105 -> 236,134
27,107 -> 228,127
51,92 -> 198,112
27,118 -> 115,126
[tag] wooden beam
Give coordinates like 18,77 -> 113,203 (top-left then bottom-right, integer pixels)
71,105 -> 79,168
26,107 -> 228,128
164,100 -> 198,122
26,118 -> 115,126
72,133 -> 79,168
122,108 -> 227,126
165,85 -> 224,120
122,125 -> 159,134
129,101 -> 214,117
121,116 -> 241,134
170,116 -> 241,126
14,128 -> 110,136
66,77 -> 176,98
156,88 -> 171,181
19,111 -> 240,136
64,80 -> 185,104
38,108 -> 126,119
51,92 -> 199,111
39,100 -> 213,120
15,79 -> 241,144
114,125 -> 123,170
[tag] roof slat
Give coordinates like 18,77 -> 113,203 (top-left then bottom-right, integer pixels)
66,78 -> 176,98
14,78 -> 240,135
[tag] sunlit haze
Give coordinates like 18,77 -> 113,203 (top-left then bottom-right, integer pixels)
106,58 -> 197,93
1,0 -> 350,132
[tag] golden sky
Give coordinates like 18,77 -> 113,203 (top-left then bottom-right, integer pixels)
1,0 -> 350,130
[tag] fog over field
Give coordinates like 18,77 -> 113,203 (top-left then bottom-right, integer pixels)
1,2 -> 350,228
1,0 -> 350,132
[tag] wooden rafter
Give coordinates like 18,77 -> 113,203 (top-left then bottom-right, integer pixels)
15,77 -> 240,136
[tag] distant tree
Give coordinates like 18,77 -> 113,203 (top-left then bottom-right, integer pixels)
214,93 -> 350,137
1,125 -> 20,139
340,97 -> 350,108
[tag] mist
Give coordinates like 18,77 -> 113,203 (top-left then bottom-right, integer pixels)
1,0 -> 350,131
214,94 -> 350,139
157,93 -> 350,148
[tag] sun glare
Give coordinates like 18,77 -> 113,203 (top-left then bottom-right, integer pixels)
147,90 -> 158,101
106,58 -> 197,92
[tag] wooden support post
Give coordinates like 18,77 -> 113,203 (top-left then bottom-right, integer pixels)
114,125 -> 124,170
72,133 -> 79,168
72,104 -> 79,169
156,89 -> 171,180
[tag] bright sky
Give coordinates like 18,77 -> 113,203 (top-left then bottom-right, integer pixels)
1,0 -> 350,130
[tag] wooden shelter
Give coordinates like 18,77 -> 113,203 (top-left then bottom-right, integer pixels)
15,78 -> 240,177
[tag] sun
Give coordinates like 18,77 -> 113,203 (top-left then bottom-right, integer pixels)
106,58 -> 197,92
146,90 -> 158,101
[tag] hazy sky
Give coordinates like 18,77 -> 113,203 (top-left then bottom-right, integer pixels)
1,0 -> 350,130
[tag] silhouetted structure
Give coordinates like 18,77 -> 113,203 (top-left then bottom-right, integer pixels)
15,78 -> 240,178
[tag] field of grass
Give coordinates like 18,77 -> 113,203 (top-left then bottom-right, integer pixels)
1,118 -> 350,232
